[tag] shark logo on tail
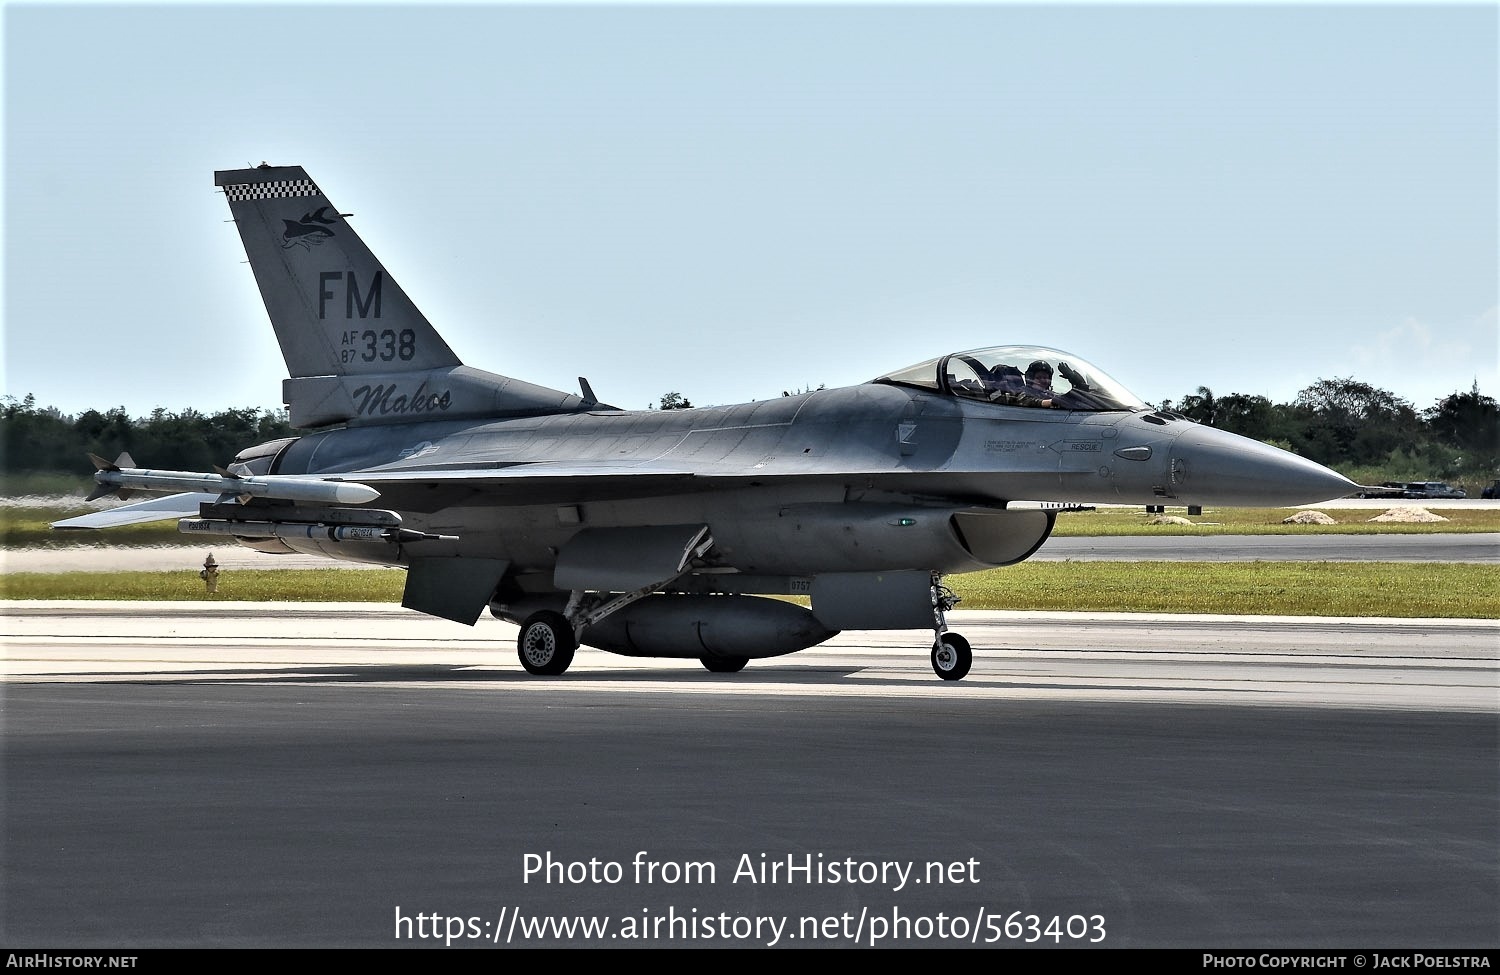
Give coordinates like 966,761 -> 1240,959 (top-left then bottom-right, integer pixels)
280,206 -> 338,249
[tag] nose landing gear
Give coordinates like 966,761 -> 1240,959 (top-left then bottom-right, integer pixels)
932,632 -> 972,681
929,574 -> 971,681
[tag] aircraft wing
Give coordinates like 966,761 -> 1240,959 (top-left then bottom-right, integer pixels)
54,457 -> 1042,526
348,461 -> 698,506
51,462 -> 946,530
333,458 -> 1009,510
353,460 -> 699,482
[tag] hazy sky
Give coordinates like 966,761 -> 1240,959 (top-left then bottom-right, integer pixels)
5,2 -> 1496,421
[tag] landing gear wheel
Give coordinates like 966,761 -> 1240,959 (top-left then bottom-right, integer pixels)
931,633 -> 972,681
700,655 -> 749,674
517,611 -> 576,676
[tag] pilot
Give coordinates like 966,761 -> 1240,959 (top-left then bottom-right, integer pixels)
1025,360 -> 1054,396
985,363 -> 1053,408
984,360 -> 1020,390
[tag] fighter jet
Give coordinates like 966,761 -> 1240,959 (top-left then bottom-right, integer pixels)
55,164 -> 1357,680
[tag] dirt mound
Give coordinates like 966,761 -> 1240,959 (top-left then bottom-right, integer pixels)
1146,515 -> 1196,526
1283,511 -> 1338,525
1367,506 -> 1448,523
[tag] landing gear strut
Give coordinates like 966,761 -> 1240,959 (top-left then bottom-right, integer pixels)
929,573 -> 971,681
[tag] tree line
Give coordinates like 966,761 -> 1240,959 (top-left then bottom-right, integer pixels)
3,377 -> 1495,490
1,396 -> 296,477
1156,378 -> 1496,488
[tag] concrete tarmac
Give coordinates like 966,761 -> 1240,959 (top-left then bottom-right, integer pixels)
3,602 -> 1496,948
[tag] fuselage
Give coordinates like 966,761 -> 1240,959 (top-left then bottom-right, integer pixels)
240,380 -> 1354,587
67,166 -> 1367,676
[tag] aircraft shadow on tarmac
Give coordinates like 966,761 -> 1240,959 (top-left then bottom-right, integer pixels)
27,659 -> 1270,697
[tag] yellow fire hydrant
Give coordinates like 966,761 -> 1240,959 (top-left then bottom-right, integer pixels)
199,553 -> 220,594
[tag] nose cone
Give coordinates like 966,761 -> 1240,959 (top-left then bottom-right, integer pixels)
1168,425 -> 1358,506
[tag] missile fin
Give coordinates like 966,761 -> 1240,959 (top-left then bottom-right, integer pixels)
86,483 -> 121,502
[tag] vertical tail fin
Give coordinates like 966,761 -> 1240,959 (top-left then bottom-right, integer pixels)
215,165 -> 460,378
216,165 -> 587,427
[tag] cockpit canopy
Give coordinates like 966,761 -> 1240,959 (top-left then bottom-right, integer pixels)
873,346 -> 1148,412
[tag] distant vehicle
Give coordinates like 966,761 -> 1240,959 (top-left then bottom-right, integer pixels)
1357,482 -> 1408,499
1401,482 -> 1466,500
1482,480 -> 1499,500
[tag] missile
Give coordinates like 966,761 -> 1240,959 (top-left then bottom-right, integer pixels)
196,501 -> 402,526
178,519 -> 455,544
87,453 -> 379,505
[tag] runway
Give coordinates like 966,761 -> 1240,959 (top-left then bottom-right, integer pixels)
4,601 -> 1496,710
3,601 -> 1496,947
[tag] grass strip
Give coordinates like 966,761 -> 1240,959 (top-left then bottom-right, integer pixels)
950,561 -> 1498,618
1047,507 -> 1500,536
4,562 -> 1495,619
1,568 -> 406,603
8,505 -> 1500,548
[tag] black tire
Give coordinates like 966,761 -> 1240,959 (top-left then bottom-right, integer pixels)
700,655 -> 749,674
517,611 -> 576,676
931,633 -> 972,681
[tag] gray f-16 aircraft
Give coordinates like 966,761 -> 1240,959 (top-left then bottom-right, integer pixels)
56,164 -> 1357,680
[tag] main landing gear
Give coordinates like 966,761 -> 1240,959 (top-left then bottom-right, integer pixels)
516,610 -> 749,676
514,562 -> 970,681
517,611 -> 576,676
929,573 -> 971,681
514,528 -> 717,677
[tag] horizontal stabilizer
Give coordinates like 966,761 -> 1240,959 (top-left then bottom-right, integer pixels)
52,493 -> 202,530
